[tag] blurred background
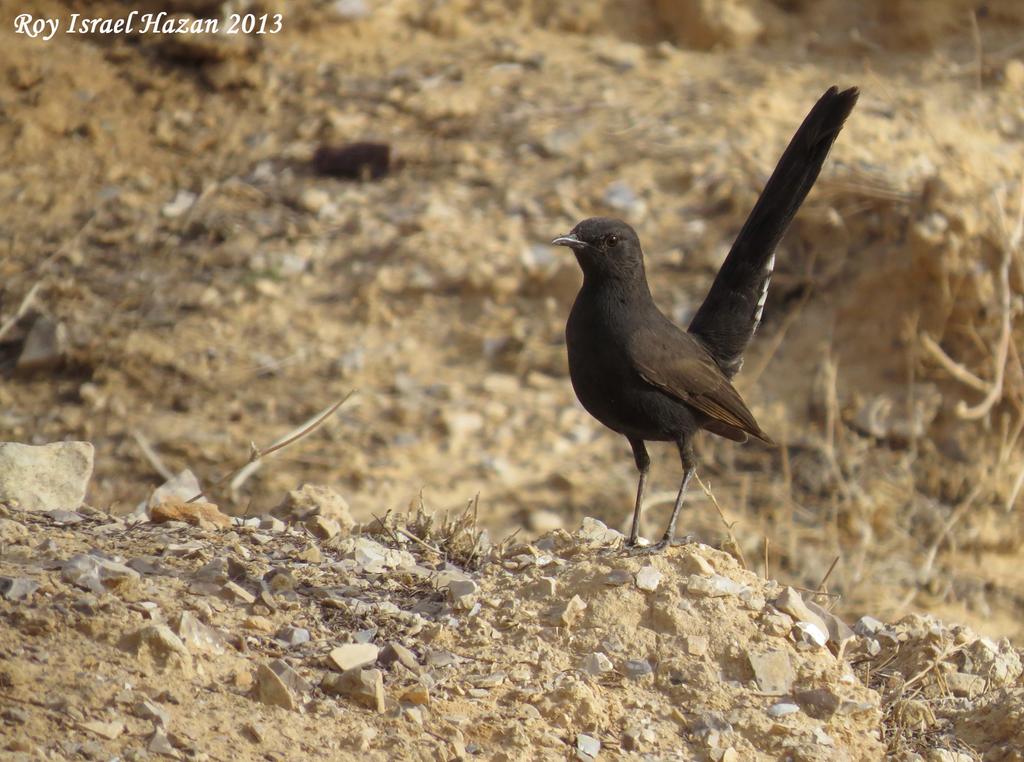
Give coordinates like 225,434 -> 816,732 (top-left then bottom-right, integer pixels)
1,0 -> 1022,639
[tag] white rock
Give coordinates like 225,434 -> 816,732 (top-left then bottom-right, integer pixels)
298,187 -> 331,215
748,650 -> 795,693
329,643 -> 380,672
162,189 -> 196,218
578,517 -> 623,545
853,615 -> 885,636
447,579 -> 479,610
136,469 -> 204,518
635,564 -> 662,592
576,733 -> 601,758
767,702 -> 800,718
794,621 -> 828,647
774,587 -> 829,640
331,0 -> 370,21
686,573 -> 746,597
63,553 -> 140,594
349,537 -> 388,570
0,441 -> 94,511
176,612 -> 226,653
548,594 -> 587,627
581,652 -> 613,675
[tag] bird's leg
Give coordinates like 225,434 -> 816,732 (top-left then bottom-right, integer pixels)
662,439 -> 696,545
627,438 -> 650,547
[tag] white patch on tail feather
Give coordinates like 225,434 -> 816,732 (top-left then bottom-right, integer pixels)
752,252 -> 776,332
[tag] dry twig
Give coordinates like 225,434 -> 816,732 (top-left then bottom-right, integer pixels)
187,390 -> 355,503
695,473 -> 748,570
0,283 -> 40,343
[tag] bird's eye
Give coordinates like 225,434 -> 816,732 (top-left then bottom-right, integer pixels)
606,234 -> 619,248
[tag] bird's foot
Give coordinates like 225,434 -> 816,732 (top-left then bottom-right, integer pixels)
622,534 -> 694,556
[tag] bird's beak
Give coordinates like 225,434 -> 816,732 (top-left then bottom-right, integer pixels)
552,233 -> 585,249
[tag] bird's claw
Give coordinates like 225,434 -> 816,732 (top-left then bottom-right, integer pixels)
622,534 -> 695,556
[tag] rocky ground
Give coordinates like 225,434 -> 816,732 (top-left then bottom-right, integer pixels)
2,0 -> 1024,758
2,490 -> 1022,760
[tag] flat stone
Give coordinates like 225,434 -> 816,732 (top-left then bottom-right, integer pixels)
400,683 -> 430,706
148,728 -> 176,756
63,554 -> 140,595
269,659 -> 312,693
276,627 -> 310,648
547,594 -> 587,627
447,578 -> 479,609
686,573 -> 745,597
946,671 -> 984,697
15,316 -> 67,373
0,576 -> 39,601
425,649 -> 457,668
143,470 -> 204,514
306,515 -> 341,540
622,659 -> 653,679
255,663 -> 295,710
794,620 -> 828,647
45,509 -> 84,524
121,625 -> 190,665
321,668 -> 385,712
297,543 -> 322,563
805,599 -> 855,643
678,553 -> 715,576
329,643 -> 380,672
273,484 -> 355,528
578,517 -> 623,545
683,635 -> 708,656
576,733 -> 601,759
853,615 -> 885,637
259,515 -> 286,532
468,671 -> 506,688
194,557 -> 228,584
82,719 -> 124,740
221,581 -> 255,604
353,627 -> 377,644
175,612 -> 226,653
748,650 -> 795,694
163,541 -> 204,557
132,700 -> 170,728
635,564 -> 662,592
774,587 -> 828,638
338,536 -> 416,571
0,441 -> 94,511
528,576 -> 558,597
581,652 -> 613,676
380,642 -> 419,672
767,702 -> 800,718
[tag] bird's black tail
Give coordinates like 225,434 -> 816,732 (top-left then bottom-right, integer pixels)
688,86 -> 859,378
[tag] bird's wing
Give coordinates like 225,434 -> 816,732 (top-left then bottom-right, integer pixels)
630,323 -> 775,445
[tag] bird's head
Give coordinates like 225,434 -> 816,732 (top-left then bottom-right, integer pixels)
552,217 -> 646,283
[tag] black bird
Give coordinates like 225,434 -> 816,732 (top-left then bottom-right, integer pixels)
553,86 -> 858,548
